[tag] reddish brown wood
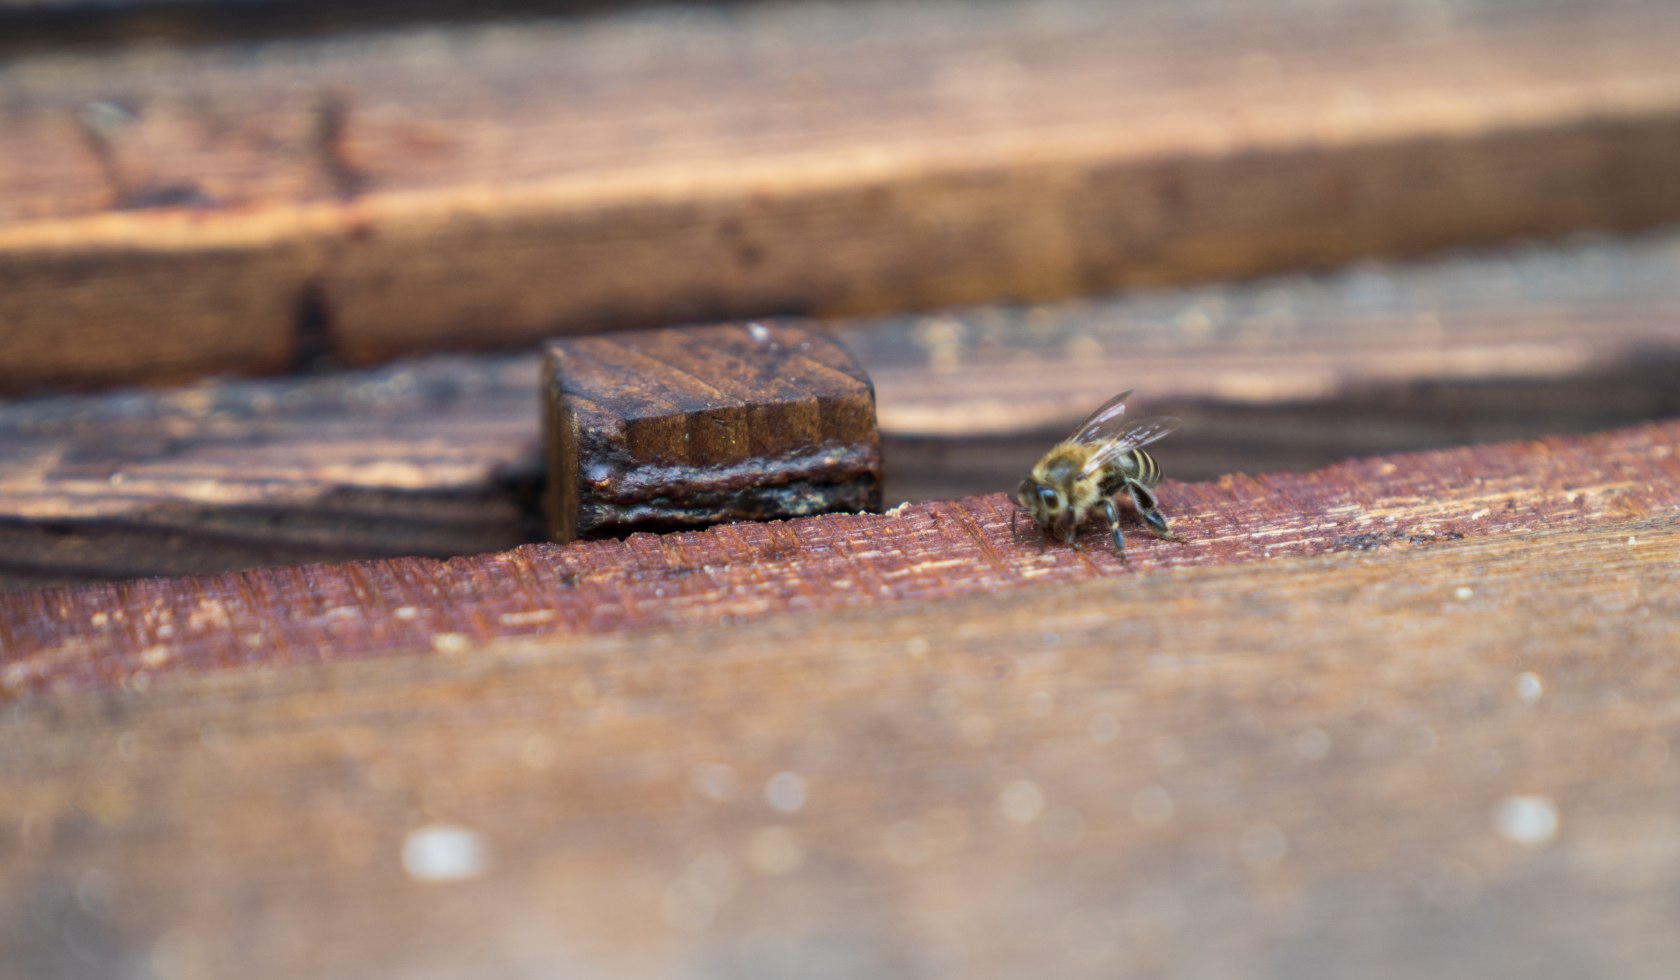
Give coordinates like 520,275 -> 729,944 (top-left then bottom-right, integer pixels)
4,419 -> 1676,698
6,0 -> 1680,389
542,323 -> 880,543
0,441 -> 1677,978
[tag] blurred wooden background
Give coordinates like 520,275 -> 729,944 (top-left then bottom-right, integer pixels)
3,1 -> 1679,977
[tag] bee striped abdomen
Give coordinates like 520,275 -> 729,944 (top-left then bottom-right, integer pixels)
1131,449 -> 1162,488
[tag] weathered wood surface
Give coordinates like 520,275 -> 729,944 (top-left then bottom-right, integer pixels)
6,0 -> 1680,389
5,418 -> 1677,697
850,233 -> 1680,499
543,323 -> 880,542
0,355 -> 542,592
1,428 -> 1677,978
4,234 -> 1678,590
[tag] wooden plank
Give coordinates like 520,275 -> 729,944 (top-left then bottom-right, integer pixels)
6,0 -> 1680,389
1,432 -> 1676,977
848,233 -> 1680,499
4,233 -> 1678,590
0,354 -> 542,592
5,417 -> 1677,696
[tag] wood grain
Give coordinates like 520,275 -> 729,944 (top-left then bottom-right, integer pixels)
844,233 -> 1680,499
5,417 -> 1677,698
542,323 -> 880,543
4,233 -> 1679,591
0,355 -> 542,592
1,437 -> 1676,977
6,0 -> 1680,389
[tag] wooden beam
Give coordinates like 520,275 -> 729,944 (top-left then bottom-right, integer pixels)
5,417 -> 1677,696
1,428 -> 1676,977
6,0 -> 1680,389
5,233 -> 1679,590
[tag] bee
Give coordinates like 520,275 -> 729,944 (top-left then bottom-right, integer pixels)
1016,390 -> 1182,557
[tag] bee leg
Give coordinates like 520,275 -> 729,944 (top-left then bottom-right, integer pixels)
1127,481 -> 1179,541
1102,498 -> 1127,558
1062,511 -> 1080,549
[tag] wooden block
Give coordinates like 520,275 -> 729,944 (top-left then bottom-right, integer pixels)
542,322 -> 881,542
6,0 -> 1680,389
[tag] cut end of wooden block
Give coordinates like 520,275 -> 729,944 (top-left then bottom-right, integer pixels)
542,322 -> 882,542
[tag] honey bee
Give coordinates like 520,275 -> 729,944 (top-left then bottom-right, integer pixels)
1016,390 -> 1182,557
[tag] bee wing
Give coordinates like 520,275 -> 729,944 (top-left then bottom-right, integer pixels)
1067,390 -> 1134,445
1077,416 -> 1182,478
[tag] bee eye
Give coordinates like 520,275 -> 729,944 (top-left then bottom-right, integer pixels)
1038,487 -> 1060,511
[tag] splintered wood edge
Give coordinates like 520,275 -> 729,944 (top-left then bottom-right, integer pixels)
3,419 -> 1677,697
5,0 -> 1680,388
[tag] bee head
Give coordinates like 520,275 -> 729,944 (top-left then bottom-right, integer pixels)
1016,478 -> 1064,524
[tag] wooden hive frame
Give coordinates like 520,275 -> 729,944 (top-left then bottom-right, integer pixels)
3,1 -> 1680,977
